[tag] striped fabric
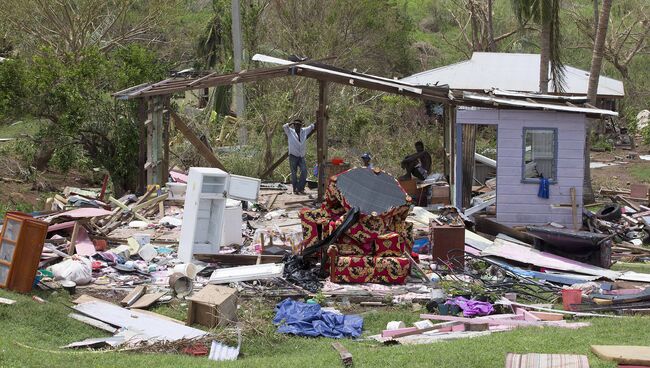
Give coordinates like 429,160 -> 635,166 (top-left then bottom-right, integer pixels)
505,353 -> 590,368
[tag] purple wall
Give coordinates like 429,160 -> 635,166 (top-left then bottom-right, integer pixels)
457,109 -> 586,227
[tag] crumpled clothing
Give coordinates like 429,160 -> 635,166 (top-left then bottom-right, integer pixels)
446,296 -> 494,317
273,298 -> 363,338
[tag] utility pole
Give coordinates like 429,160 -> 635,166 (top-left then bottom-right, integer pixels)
231,0 -> 246,145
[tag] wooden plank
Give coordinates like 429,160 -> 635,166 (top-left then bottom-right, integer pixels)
461,124 -> 477,209
108,196 -> 149,223
528,311 -> 564,321
161,95 -> 171,186
170,111 -> 226,170
259,152 -> 289,179
331,342 -> 352,367
570,187 -> 578,230
137,98 -> 148,193
128,292 -> 166,309
120,285 -> 146,307
68,222 -> 81,255
316,80 -> 329,202
591,345 -> 650,366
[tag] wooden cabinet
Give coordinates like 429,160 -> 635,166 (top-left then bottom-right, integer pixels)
0,212 -> 49,293
429,222 -> 465,267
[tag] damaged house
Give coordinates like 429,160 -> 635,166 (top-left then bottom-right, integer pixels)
402,52 -> 625,228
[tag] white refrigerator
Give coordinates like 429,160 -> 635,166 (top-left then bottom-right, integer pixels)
178,167 -> 260,263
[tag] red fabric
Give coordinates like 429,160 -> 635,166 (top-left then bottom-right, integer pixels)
375,232 -> 405,257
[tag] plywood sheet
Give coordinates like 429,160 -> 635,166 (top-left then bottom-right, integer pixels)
591,345 -> 650,366
74,301 -> 207,341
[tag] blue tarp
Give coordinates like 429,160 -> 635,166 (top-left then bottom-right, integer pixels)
273,298 -> 363,338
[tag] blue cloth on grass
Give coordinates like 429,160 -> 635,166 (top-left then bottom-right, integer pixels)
273,298 -> 363,338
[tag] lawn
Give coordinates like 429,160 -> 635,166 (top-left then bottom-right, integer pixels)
630,163 -> 650,184
0,285 -> 648,368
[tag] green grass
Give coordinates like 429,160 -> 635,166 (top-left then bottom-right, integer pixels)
0,287 -> 648,368
630,163 -> 650,184
0,118 -> 42,139
612,261 -> 650,274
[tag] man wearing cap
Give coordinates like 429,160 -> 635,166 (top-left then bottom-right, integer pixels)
283,118 -> 315,195
360,153 -> 373,169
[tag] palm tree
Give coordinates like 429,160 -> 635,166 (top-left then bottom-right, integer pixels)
583,0 -> 613,204
511,0 -> 565,93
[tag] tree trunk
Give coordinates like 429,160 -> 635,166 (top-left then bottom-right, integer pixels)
487,0 -> 495,51
593,0 -> 599,36
33,137 -> 56,171
539,19 -> 552,93
587,0 -> 612,105
584,0 -> 612,205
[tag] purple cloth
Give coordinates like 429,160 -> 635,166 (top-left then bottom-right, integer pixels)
446,297 -> 494,317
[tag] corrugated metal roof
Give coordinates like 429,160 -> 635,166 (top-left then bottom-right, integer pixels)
462,91 -> 619,117
401,52 -> 624,97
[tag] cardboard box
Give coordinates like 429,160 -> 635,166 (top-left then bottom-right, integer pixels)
430,196 -> 450,205
187,285 -> 238,328
430,185 -> 450,198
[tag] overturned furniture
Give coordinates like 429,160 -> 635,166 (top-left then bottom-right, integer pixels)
299,168 -> 413,284
178,167 -> 260,263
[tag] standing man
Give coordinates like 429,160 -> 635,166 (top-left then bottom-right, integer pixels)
283,118 -> 315,195
360,153 -> 373,169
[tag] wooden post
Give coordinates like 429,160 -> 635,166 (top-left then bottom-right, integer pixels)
461,124 -> 477,209
137,98 -> 147,194
162,95 -> 171,184
170,111 -> 226,170
147,96 -> 165,186
316,80 -> 329,202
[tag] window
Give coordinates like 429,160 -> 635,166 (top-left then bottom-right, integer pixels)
522,128 -> 557,182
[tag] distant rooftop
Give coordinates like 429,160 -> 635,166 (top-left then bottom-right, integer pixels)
401,52 -> 624,98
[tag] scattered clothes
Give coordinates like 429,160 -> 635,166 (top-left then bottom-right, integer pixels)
273,298 -> 363,338
446,297 -> 494,317
505,353 -> 590,368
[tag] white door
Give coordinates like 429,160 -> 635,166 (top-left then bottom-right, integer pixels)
226,175 -> 261,202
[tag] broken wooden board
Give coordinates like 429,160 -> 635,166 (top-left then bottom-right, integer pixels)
591,345 -> 650,366
528,311 -> 564,321
121,285 -> 146,306
128,292 -> 166,309
331,342 -> 353,367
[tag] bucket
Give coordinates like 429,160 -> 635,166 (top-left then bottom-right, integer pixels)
562,289 -> 582,311
173,263 -> 198,279
61,280 -> 76,295
169,272 -> 193,297
138,244 -> 158,262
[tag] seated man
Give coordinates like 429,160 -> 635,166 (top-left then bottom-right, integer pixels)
400,141 -> 431,181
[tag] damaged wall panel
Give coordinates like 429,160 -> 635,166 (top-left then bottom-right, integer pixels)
456,109 -> 586,228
